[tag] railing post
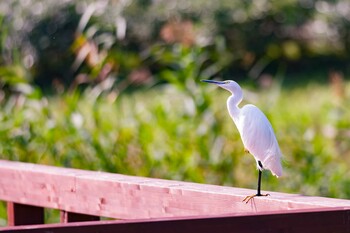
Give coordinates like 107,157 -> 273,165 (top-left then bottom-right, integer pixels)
60,210 -> 100,223
7,202 -> 44,226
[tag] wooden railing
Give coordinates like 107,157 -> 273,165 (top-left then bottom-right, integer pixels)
0,159 -> 350,232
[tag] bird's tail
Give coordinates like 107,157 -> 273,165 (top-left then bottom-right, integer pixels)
263,154 -> 283,177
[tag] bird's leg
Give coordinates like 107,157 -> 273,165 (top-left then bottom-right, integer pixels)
242,161 -> 270,204
257,164 -> 263,196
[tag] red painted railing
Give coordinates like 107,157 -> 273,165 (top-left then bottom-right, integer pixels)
0,160 -> 350,232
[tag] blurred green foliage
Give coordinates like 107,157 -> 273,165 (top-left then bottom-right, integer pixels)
0,0 -> 349,92
0,77 -> 349,193
0,0 -> 350,225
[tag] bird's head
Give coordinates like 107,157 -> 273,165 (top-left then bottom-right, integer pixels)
201,80 -> 241,94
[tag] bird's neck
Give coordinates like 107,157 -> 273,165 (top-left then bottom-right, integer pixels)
227,93 -> 242,120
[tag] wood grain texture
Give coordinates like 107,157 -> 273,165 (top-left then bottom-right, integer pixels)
1,159 -> 350,220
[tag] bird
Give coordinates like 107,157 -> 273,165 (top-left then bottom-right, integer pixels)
201,79 -> 282,203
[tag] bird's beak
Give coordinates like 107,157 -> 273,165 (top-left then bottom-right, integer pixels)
201,80 -> 225,85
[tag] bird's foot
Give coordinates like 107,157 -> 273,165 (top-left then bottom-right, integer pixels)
242,193 -> 270,204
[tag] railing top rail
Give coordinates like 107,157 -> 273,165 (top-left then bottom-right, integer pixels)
1,159 -> 350,219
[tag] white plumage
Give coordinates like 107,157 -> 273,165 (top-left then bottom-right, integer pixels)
202,79 -> 283,202
232,104 -> 282,177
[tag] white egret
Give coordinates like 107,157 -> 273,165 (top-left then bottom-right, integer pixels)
202,79 -> 282,203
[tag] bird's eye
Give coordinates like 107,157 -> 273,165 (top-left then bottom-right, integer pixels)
224,81 -> 230,84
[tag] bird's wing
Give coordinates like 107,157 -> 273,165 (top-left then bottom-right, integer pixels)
237,104 -> 282,176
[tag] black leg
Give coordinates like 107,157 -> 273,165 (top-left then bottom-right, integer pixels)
257,169 -> 262,196
242,161 -> 269,203
257,161 -> 263,196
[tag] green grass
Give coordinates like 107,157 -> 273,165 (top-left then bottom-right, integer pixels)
1,80 -> 350,224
